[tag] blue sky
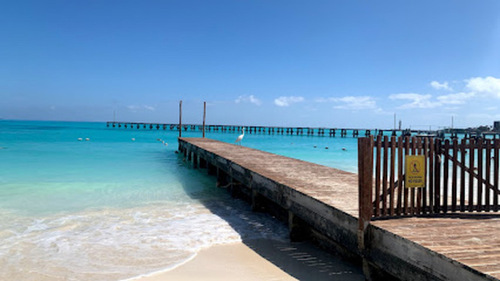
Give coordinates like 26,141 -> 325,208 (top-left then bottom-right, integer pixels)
2,0 -> 500,129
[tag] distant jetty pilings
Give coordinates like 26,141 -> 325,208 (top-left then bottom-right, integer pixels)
106,121 -> 409,138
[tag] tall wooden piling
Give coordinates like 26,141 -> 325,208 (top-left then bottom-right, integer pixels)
179,100 -> 183,138
202,101 -> 206,138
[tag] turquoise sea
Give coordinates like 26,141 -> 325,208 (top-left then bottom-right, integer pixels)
0,120 -> 360,280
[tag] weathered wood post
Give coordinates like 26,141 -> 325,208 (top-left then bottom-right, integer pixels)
358,136 -> 374,279
202,101 -> 206,138
179,100 -> 182,138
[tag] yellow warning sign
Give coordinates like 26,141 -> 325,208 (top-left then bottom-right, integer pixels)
405,155 -> 426,188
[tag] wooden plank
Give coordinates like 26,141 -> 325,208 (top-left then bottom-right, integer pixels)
443,140 -> 450,213
434,139 -> 442,213
495,139 -> 499,212
477,138 -> 483,210
374,136 -> 382,217
416,137 -> 422,214
460,138 -> 466,212
422,138 -> 428,214
404,137 -> 410,215
410,137 -> 417,215
382,136 -> 389,216
389,136 -> 396,216
452,139 -> 458,212
485,139 -> 492,212
409,137 -> 416,215
397,136 -> 404,216
469,138 -> 475,212
428,137 -> 435,214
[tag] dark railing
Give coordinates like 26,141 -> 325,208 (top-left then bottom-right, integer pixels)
358,136 -> 500,222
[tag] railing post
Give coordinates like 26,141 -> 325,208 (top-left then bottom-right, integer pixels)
358,136 -> 374,280
358,136 -> 374,250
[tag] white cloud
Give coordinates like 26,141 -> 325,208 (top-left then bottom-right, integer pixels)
316,95 -> 388,113
388,76 -> 500,110
466,76 -> 500,98
373,107 -> 393,115
127,105 -> 155,112
235,95 -> 262,106
437,92 -> 475,105
430,81 -> 452,91
389,93 -> 440,109
331,96 -> 377,110
274,96 -> 304,107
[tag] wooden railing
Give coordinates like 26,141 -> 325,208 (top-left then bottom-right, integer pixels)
358,136 -> 500,221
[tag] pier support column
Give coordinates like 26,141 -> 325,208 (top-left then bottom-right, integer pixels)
207,163 -> 217,176
190,151 -> 198,168
228,178 -> 243,198
251,190 -> 265,212
198,156 -> 207,169
216,168 -> 229,188
288,212 -> 309,242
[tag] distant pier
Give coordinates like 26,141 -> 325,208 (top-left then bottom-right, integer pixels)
106,121 -> 409,138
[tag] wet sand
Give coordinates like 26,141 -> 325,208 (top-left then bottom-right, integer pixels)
132,239 -> 364,281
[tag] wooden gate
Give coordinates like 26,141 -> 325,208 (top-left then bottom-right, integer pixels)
358,136 -> 500,222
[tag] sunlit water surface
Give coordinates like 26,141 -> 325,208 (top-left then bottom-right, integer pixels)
0,120 -> 359,280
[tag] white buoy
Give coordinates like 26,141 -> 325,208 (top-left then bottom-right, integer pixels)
77,138 -> 83,141
131,138 -> 135,141
85,138 -> 90,141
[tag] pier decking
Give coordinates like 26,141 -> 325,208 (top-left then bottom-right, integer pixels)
179,137 -> 500,281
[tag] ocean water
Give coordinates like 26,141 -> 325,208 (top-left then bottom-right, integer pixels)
0,120 -> 359,280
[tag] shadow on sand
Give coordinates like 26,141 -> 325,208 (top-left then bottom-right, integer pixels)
169,153 -> 365,281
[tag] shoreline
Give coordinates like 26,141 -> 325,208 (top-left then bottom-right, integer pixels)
121,253 -> 199,281
129,239 -> 364,281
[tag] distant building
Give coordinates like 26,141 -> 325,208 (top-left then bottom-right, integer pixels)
495,121 -> 500,131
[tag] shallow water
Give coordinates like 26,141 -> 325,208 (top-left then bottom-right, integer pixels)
0,120 -> 360,280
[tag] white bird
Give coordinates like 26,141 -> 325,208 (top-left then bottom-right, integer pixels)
235,128 -> 245,145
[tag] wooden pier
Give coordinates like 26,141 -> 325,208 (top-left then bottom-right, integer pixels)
179,137 -> 500,281
107,121 -> 411,138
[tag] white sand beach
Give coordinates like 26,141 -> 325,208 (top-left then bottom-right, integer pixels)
132,239 -> 364,281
